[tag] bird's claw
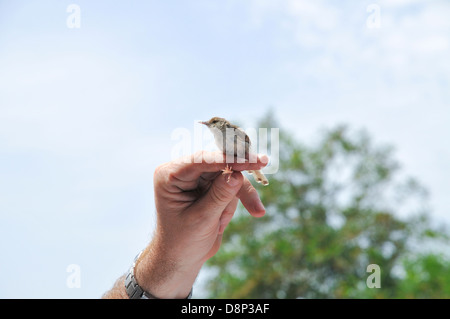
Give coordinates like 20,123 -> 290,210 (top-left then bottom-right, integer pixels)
221,164 -> 233,183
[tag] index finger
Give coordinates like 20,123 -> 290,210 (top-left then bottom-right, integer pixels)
173,150 -> 269,182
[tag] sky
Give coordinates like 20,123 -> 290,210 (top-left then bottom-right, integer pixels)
0,0 -> 449,298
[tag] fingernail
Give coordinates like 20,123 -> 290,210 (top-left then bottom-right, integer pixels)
258,154 -> 269,165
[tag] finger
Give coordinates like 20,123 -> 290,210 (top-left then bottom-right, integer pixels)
154,162 -> 200,193
218,197 -> 239,234
154,161 -> 221,193
174,151 -> 268,182
188,171 -> 243,221
237,177 -> 266,218
200,171 -> 222,181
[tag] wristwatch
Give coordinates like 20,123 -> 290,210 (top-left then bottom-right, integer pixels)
124,250 -> 193,299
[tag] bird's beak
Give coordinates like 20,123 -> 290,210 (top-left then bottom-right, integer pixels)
199,121 -> 209,126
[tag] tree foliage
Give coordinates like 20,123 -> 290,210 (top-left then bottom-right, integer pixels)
205,112 -> 450,298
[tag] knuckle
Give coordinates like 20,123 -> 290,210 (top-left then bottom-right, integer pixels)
154,163 -> 172,185
244,179 -> 257,193
238,178 -> 258,198
166,171 -> 178,184
154,162 -> 184,186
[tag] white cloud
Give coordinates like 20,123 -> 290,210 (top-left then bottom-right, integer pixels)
245,0 -> 450,224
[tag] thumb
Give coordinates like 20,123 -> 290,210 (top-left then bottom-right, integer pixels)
194,171 -> 243,217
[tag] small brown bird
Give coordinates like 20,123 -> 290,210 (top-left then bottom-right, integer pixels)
200,117 -> 269,186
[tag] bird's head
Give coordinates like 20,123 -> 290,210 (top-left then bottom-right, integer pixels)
199,117 -> 230,130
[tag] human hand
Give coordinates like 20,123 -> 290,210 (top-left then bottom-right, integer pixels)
135,151 -> 268,298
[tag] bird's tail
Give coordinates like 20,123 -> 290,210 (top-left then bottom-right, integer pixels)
248,170 -> 269,186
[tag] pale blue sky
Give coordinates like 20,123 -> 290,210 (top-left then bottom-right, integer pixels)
1,0 -> 449,298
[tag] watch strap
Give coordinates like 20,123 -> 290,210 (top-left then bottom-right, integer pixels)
125,265 -> 158,299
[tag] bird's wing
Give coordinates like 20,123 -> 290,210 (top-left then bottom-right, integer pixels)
233,125 -> 251,147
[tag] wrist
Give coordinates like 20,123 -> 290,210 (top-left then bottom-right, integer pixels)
133,243 -> 201,299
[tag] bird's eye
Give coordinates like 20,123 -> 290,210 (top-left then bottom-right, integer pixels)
212,120 -> 218,124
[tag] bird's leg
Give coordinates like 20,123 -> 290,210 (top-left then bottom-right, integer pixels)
221,164 -> 233,183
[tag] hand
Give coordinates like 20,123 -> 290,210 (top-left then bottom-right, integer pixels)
135,151 -> 268,298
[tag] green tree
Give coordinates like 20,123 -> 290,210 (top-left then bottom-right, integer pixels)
395,254 -> 450,298
205,113 -> 449,298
